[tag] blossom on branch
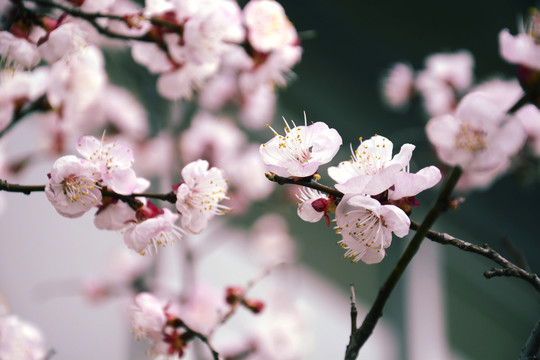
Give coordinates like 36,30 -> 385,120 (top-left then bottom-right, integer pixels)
260,115 -> 342,178
175,159 -> 230,234
0,314 -> 46,360
45,155 -> 102,218
76,134 -> 138,195
328,134 -> 415,195
335,194 -> 410,264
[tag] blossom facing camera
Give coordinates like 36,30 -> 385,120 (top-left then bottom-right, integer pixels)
46,155 -> 102,218
260,114 -> 342,178
328,134 -> 414,195
336,194 -> 410,264
175,159 -> 230,234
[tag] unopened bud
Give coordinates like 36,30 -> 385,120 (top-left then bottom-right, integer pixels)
225,286 -> 243,305
242,299 -> 265,314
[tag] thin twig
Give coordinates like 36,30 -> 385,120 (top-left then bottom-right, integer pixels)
412,223 -> 540,293
344,166 -> 463,360
207,264 -> 281,339
0,95 -> 50,138
520,318 -> 540,360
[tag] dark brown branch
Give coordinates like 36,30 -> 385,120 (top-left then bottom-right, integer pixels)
349,283 -> 357,337
412,223 -> 540,293
520,318 -> 540,360
0,180 -> 177,209
344,166 -> 463,359
181,322 -> 220,360
265,173 -> 344,198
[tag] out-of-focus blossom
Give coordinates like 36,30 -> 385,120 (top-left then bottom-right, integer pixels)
45,155 -> 102,218
98,85 -> 149,140
499,28 -> 540,70
0,314 -> 46,360
178,112 -> 246,167
422,51 -> 474,91
251,213 -> 296,266
414,50 -> 474,116
335,194 -> 410,264
382,62 -> 414,109
38,22 -> 89,64
426,92 -> 526,176
517,104 -> 540,155
260,116 -> 342,178
328,134 -> 414,195
129,292 -> 167,342
76,134 -> 138,195
157,61 -> 220,100
243,0 -> 298,53
0,31 -> 41,69
131,134 -> 174,177
175,159 -> 230,234
124,207 -> 183,255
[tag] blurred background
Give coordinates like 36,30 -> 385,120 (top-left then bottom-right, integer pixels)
2,0 -> 540,359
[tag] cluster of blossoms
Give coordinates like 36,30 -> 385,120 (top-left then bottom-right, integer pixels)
381,11 -> 540,190
128,288 -> 265,357
0,0 -> 301,145
260,115 -> 442,264
45,134 -> 229,255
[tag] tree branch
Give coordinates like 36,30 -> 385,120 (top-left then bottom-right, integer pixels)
0,180 -> 177,208
265,173 -> 344,198
520,318 -> 540,360
412,223 -> 540,293
344,166 -> 463,360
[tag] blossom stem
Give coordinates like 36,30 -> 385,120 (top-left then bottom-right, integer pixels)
344,166 -> 462,360
265,173 -> 344,198
412,223 -> 540,293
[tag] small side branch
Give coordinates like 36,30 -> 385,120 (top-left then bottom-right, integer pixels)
181,323 -> 220,360
413,224 -> 540,294
0,180 -> 45,195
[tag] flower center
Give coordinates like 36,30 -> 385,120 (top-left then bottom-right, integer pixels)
62,175 -> 99,205
455,122 -> 486,152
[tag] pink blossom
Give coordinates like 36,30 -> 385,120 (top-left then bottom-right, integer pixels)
45,155 -> 102,218
175,159 -> 230,234
260,115 -> 342,178
157,61 -> 219,100
178,112 -> 246,167
388,166 -> 442,201
123,208 -> 183,255
251,213 -> 296,265
0,31 -> 41,68
39,22 -> 89,64
517,104 -> 540,155
499,29 -> 540,70
422,50 -> 474,91
129,292 -> 167,342
328,134 -> 414,195
243,0 -> 298,52
183,0 -> 244,65
0,315 -> 46,360
426,92 -> 526,173
335,194 -> 410,264
382,62 -> 414,109
76,134 -> 138,195
295,187 -> 332,224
